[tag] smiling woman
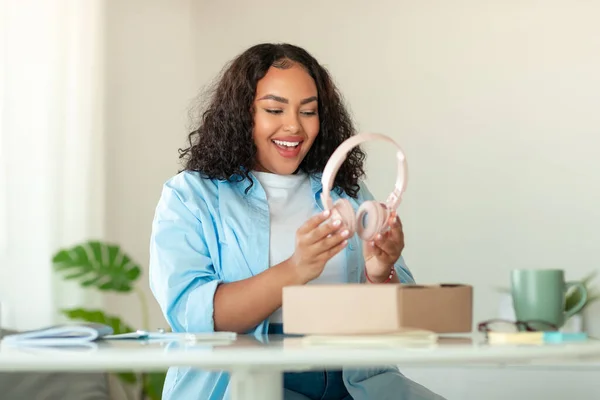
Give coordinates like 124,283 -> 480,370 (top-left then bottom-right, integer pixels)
177,43 -> 365,197
149,43 -> 443,400
252,65 -> 320,174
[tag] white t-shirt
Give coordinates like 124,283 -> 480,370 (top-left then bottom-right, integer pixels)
253,171 -> 346,323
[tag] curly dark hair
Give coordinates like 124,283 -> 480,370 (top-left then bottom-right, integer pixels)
179,43 -> 366,198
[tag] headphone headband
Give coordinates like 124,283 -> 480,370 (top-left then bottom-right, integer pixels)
321,133 -> 408,210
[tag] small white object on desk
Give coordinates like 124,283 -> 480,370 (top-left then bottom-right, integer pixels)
104,329 -> 237,343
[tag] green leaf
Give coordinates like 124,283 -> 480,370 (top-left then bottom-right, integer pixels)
117,372 -> 138,384
61,309 -> 139,387
53,240 -> 141,292
143,372 -> 166,400
581,270 -> 598,286
61,308 -> 135,334
566,288 -> 585,312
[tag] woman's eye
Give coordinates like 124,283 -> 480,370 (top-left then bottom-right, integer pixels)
264,108 -> 317,116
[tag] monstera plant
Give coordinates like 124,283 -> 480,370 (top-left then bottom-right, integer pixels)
52,240 -> 166,400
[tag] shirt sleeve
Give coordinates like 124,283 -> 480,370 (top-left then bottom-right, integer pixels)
149,178 -> 222,333
357,181 -> 416,284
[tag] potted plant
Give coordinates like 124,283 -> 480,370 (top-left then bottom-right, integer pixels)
52,240 -> 166,400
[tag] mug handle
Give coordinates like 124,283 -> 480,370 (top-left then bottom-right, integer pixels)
564,281 -> 588,319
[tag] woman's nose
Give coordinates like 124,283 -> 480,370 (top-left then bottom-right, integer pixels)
283,116 -> 300,133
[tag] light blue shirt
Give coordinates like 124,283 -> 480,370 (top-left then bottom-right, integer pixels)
149,170 -> 444,400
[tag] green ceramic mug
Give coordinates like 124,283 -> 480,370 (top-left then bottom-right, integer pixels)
511,269 -> 587,330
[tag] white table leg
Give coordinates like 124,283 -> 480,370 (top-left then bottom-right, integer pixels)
229,369 -> 283,400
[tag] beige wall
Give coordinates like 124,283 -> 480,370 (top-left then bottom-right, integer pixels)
105,1 -> 600,398
105,0 -> 199,328
106,0 -> 600,339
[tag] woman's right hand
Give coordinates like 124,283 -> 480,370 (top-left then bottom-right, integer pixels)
289,209 -> 350,283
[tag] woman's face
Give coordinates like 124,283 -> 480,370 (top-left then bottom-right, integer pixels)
252,62 -> 320,175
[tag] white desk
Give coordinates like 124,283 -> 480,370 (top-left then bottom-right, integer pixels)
1,333 -> 599,400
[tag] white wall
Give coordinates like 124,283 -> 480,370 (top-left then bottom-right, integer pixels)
104,0 -> 199,329
189,0 -> 600,325
105,0 -> 600,398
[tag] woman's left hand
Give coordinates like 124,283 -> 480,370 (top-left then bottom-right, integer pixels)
363,211 -> 404,281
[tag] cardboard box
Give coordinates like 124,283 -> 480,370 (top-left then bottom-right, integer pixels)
282,283 -> 473,335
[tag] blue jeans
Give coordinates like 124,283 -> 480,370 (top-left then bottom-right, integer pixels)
269,324 -> 352,400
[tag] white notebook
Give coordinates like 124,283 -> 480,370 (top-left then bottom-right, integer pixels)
2,323 -> 113,346
2,323 -> 237,346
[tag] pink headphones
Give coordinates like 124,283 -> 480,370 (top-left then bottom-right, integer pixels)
321,133 -> 408,241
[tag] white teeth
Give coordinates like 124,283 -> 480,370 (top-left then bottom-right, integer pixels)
273,139 -> 300,147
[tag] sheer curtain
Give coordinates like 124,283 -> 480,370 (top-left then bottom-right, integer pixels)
0,0 -> 106,330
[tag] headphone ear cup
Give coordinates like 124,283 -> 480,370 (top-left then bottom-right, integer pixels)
356,201 -> 389,241
331,199 -> 356,236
